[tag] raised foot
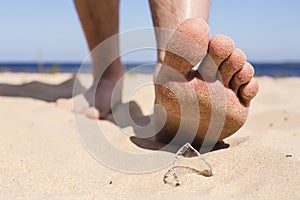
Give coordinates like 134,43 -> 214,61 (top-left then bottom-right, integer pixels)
154,18 -> 259,147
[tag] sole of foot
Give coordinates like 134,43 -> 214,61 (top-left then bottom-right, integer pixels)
154,18 -> 259,147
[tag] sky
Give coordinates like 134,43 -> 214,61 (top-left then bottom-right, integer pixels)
0,0 -> 299,63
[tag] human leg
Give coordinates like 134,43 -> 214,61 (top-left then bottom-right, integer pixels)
149,1 -> 258,146
57,0 -> 124,118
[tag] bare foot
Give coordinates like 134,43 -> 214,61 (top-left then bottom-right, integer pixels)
56,66 -> 124,119
154,18 -> 259,147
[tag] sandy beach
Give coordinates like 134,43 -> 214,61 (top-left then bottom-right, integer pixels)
0,72 -> 299,199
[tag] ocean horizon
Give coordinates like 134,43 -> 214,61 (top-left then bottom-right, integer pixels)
1,62 -> 300,77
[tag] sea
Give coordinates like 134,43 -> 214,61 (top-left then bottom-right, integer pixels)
1,62 -> 300,77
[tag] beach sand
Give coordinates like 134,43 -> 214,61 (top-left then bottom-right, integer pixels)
0,72 -> 299,199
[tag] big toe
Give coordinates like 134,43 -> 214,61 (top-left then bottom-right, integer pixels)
161,18 -> 210,79
56,98 -> 73,111
56,94 -> 90,113
85,106 -> 101,119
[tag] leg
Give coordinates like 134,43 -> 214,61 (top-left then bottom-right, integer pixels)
57,0 -> 124,118
149,1 -> 259,146
149,0 -> 210,65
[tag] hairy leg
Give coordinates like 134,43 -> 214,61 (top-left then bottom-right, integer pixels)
57,0 -> 124,118
148,0 -> 210,65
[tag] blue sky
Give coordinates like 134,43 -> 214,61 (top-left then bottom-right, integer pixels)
0,0 -> 299,63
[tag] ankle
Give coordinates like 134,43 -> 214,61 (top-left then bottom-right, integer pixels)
94,60 -> 124,82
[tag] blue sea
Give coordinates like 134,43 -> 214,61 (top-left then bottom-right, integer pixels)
1,62 -> 300,77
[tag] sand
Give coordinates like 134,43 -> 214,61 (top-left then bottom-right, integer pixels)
0,72 -> 299,199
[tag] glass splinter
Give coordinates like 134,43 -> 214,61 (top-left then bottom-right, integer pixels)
164,143 -> 214,186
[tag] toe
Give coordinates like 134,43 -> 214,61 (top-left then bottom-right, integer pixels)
56,98 -> 73,111
163,18 -> 210,78
57,94 -> 90,114
239,78 -> 259,107
230,62 -> 255,93
198,34 -> 234,81
85,107 -> 101,119
218,48 -> 246,87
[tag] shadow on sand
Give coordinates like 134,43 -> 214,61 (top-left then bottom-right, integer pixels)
105,101 -> 230,154
0,76 -> 229,154
0,75 -> 85,102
